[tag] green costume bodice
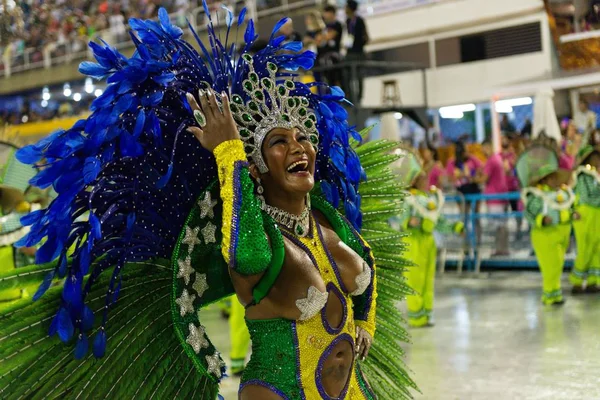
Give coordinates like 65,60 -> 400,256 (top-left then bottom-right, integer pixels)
522,185 -> 576,228
242,214 -> 376,399
392,188 -> 462,234
574,166 -> 600,208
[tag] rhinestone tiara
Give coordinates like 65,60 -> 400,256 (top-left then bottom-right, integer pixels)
227,53 -> 319,173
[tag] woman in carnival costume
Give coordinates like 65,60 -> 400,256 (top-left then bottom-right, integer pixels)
517,139 -> 577,306
570,145 -> 600,294
391,149 -> 463,327
0,6 -> 415,400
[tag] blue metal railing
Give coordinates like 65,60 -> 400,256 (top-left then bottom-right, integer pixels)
440,191 -> 574,272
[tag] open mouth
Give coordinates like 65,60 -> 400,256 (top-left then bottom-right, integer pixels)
287,160 -> 310,175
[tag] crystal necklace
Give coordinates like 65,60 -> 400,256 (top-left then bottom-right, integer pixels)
260,195 -> 311,237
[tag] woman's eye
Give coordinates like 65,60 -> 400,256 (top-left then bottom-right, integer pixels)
298,135 -> 308,142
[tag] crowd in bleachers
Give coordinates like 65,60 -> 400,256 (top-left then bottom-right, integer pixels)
1,0 -> 193,70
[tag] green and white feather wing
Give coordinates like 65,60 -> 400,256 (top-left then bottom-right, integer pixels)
0,260 -> 221,400
355,138 -> 418,399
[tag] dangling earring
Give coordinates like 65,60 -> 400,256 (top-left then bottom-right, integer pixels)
256,178 -> 264,195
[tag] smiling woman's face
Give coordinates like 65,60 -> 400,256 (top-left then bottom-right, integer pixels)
256,127 -> 316,199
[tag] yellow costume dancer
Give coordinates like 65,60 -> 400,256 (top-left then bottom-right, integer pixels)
392,150 -> 463,327
517,144 -> 576,305
570,145 -> 600,293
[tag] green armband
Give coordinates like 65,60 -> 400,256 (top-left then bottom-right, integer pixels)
535,214 -> 545,228
453,221 -> 464,234
559,210 -> 571,224
421,219 -> 435,233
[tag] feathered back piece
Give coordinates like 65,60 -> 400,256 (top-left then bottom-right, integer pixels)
15,5 -> 365,358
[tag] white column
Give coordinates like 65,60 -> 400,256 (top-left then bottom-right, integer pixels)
569,89 -> 580,116
428,38 -> 437,69
490,98 -> 501,153
475,103 -> 485,143
3,51 -> 10,78
379,112 -> 401,141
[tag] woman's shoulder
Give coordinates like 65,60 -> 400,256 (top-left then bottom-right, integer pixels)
311,195 -> 368,255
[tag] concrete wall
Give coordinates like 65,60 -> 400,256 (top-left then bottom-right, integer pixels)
366,0 -> 545,45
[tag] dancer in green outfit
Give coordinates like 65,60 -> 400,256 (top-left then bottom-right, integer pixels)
570,145 -> 600,293
517,142 -> 577,306
391,149 -> 463,327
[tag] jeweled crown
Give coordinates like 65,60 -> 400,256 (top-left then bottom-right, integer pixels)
228,53 -> 319,173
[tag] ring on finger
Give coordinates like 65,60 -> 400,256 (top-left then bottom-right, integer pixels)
194,109 -> 207,127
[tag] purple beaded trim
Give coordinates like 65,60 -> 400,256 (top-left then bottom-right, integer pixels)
315,221 -> 349,293
239,379 -> 290,399
280,230 -> 319,272
321,283 -> 347,335
354,276 -> 374,322
315,333 -> 354,400
291,321 -> 307,400
228,160 -> 248,269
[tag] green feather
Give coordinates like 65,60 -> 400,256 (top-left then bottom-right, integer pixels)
0,259 -> 218,400
354,139 -> 418,398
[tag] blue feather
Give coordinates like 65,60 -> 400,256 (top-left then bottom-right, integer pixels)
79,61 -> 111,79
202,0 -> 210,20
156,163 -> 173,189
142,91 -> 164,107
89,213 -> 102,240
33,271 -> 54,301
133,110 -> 146,138
222,5 -> 233,27
82,305 -> 95,330
158,7 -> 183,39
83,157 -> 101,184
330,86 -> 345,98
35,235 -> 62,264
237,8 -> 247,26
271,35 -> 286,47
88,42 -> 115,68
282,41 -> 302,52
271,18 -> 289,38
55,307 -> 74,343
20,209 -> 43,226
93,330 -> 107,358
319,103 -> 333,118
16,144 -> 43,164
63,274 -> 82,305
120,132 -> 144,157
79,244 -> 91,275
112,278 -> 122,304
91,84 -> 118,110
58,253 -> 68,278
244,19 -> 256,44
74,334 -> 89,359
152,72 -> 175,85
127,213 -> 136,231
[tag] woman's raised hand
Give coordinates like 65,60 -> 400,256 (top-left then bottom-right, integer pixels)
186,89 -> 240,153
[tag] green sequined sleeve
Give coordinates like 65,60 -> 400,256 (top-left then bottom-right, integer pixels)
575,171 -> 600,208
397,202 -> 412,231
435,216 -> 463,235
523,192 -> 545,228
213,139 -> 272,275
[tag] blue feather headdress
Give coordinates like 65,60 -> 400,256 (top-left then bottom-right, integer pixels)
16,5 -> 365,358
